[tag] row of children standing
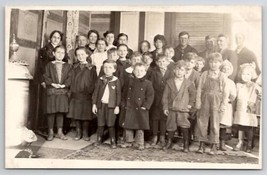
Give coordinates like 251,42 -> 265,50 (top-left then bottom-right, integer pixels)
39,29 -> 261,155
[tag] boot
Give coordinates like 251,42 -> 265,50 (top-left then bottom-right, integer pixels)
163,131 -> 174,150
110,138 -> 117,149
47,129 -> 54,141
233,140 -> 243,151
74,128 -> 82,141
182,128 -> 189,153
208,144 -> 217,155
159,135 -> 166,147
94,136 -> 102,147
151,135 -> 158,146
219,140 -> 227,151
196,142 -> 205,154
82,128 -> 90,141
246,140 -> 252,153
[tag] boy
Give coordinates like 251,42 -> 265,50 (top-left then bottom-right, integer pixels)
150,54 -> 174,147
195,56 -> 206,74
162,60 -> 196,152
117,33 -> 133,59
92,60 -> 121,149
121,63 -> 154,150
195,52 -> 228,155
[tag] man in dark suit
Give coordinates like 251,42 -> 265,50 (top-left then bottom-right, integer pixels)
173,31 -> 198,62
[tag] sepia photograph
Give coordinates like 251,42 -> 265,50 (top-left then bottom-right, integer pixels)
5,5 -> 262,169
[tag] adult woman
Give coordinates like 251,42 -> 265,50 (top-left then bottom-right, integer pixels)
139,40 -> 151,54
104,31 -> 116,50
87,29 -> 100,53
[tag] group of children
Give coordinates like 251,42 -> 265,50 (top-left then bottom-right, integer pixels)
42,32 -> 261,155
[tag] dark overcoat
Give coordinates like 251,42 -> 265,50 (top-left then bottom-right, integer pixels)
173,45 -> 198,62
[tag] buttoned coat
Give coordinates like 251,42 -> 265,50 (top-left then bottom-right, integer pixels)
173,45 -> 198,62
123,75 -> 154,130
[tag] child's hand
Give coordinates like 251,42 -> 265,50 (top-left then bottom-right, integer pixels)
141,107 -> 146,110
92,104 -> 97,114
59,84 -> 66,88
195,100 -> 201,110
41,82 -> 46,88
51,83 -> 60,88
164,110 -> 169,116
219,104 -> 226,112
114,106 -> 120,115
187,105 -> 192,110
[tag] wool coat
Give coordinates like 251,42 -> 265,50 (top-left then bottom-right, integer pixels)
123,75 -> 154,130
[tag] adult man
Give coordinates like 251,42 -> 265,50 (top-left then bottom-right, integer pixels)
235,33 -> 261,77
217,34 -> 238,80
173,31 -> 198,62
199,35 -> 217,71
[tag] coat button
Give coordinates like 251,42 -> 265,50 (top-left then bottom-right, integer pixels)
136,108 -> 138,110
141,88 -> 143,91
129,87 -> 131,90
128,97 -> 130,100
138,98 -> 141,100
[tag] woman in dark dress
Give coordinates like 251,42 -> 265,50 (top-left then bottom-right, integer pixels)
86,29 -> 100,53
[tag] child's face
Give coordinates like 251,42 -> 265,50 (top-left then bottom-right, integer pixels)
221,65 -> 231,77
118,46 -> 128,58
106,33 -> 115,45
89,33 -> 98,44
209,60 -> 222,71
134,65 -> 147,78
141,42 -> 149,53
103,63 -> 116,77
76,49 -> 88,63
174,66 -> 186,78
185,59 -> 196,70
143,56 -> 153,66
156,58 -> 168,69
165,48 -> 174,58
241,69 -> 252,83
53,48 -> 65,61
195,61 -> 204,72
108,51 -> 119,61
97,40 -> 106,52
118,36 -> 128,45
131,56 -> 142,66
155,40 -> 163,49
78,36 -> 88,47
51,32 -> 61,46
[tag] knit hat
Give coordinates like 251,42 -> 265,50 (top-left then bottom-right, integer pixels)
238,62 -> 258,80
220,60 -> 233,76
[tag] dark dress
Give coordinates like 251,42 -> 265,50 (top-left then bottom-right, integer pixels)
123,75 -> 155,130
67,63 -> 97,120
43,61 -> 72,114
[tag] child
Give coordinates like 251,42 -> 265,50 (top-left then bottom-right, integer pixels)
99,48 -> 121,77
150,54 -> 174,147
92,60 -> 121,149
195,52 -> 228,155
142,52 -> 154,81
233,64 -> 261,153
121,63 -> 154,150
162,60 -> 196,152
195,56 -> 206,74
67,47 -> 97,141
117,33 -> 133,59
43,45 -> 72,141
165,46 -> 175,63
151,34 -> 167,68
139,40 -> 151,54
90,38 -> 108,76
68,35 -> 89,65
104,31 -> 116,50
219,60 -> 237,150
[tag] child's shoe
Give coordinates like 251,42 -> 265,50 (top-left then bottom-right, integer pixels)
163,138 -> 172,150
120,142 -> 132,148
208,144 -> 217,155
82,129 -> 90,141
233,141 -> 243,151
159,136 -> 166,147
137,144 -> 145,150
94,136 -> 102,147
110,138 -> 117,149
219,140 -> 227,151
196,142 -> 205,154
151,136 -> 158,146
74,128 -> 82,141
47,130 -> 54,141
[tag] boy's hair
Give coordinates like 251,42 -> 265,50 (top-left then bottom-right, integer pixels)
74,46 -> 92,56
49,30 -> 63,41
153,34 -> 167,47
208,52 -> 223,63
103,59 -> 117,70
117,43 -> 129,50
54,45 -> 66,52
184,52 -> 198,62
87,29 -> 100,40
130,51 -> 142,60
103,31 -> 114,38
197,56 -> 205,64
107,47 -> 117,55
96,38 -> 108,46
174,60 -> 187,69
179,31 -> 190,38
117,33 -> 128,40
155,53 -> 168,62
133,62 -> 147,71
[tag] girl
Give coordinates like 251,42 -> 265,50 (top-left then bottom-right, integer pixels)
43,45 -> 72,141
104,31 -> 116,50
164,46 -> 175,63
68,35 -> 89,65
150,34 -> 167,68
67,47 -> 97,141
219,60 -> 237,151
139,40 -> 151,54
233,64 -> 261,153
87,29 -> 100,53
91,38 -> 108,76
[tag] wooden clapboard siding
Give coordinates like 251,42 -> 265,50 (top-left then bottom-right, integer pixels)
165,12 -> 231,52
